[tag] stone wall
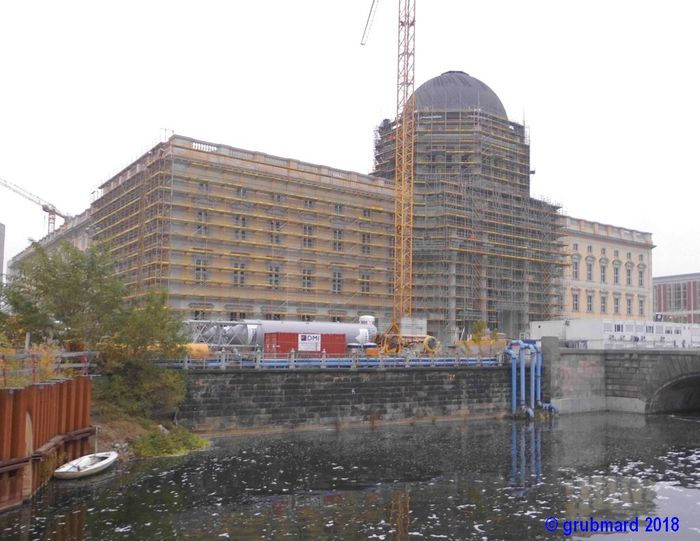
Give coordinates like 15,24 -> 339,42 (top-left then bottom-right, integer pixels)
177,367 -> 512,433
542,336 -> 700,414
542,337 -> 607,413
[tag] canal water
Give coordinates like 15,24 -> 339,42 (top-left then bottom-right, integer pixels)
2,412 -> 700,540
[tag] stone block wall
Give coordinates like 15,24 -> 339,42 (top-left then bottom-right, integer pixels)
177,367 -> 512,433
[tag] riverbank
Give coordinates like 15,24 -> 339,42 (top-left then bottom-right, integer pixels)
92,400 -> 209,459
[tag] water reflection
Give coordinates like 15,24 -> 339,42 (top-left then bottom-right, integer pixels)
1,413 -> 699,540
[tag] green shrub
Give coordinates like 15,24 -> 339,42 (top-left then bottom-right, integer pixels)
132,426 -> 210,458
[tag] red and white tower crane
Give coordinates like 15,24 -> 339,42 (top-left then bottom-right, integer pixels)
0,177 -> 71,234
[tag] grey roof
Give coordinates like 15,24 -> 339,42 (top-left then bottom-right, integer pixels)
414,71 -> 507,118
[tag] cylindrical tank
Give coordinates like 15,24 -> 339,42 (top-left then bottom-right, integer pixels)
226,315 -> 377,347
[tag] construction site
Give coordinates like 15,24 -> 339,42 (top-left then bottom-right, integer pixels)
90,136 -> 396,327
374,71 -> 563,343
6,2 -> 565,350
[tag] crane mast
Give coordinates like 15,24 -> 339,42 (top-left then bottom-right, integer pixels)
390,0 -> 416,335
0,177 -> 71,233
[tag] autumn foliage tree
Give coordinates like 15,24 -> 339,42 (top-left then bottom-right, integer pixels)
1,242 -> 186,419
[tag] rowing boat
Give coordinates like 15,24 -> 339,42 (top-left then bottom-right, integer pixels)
54,451 -> 118,479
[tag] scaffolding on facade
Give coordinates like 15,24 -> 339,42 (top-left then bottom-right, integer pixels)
375,108 -> 564,341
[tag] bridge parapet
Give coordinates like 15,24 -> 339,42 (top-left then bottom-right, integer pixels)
543,336 -> 700,414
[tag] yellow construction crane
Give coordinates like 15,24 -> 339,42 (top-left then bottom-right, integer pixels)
0,177 -> 71,234
362,0 -> 416,350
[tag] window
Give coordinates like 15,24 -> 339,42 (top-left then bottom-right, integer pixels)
572,243 -> 578,251
586,262 -> 593,281
198,182 -> 209,192
626,267 -> 632,286
229,312 -> 246,321
268,265 -> 280,289
572,261 -> 579,280
232,262 -> 245,287
304,199 -> 314,209
236,186 -> 247,198
334,203 -> 344,214
639,299 -> 645,316
331,316 -> 342,322
193,310 -> 205,320
360,271 -> 371,294
587,294 -> 593,313
614,266 -> 620,285
303,224 -> 314,248
233,215 -> 247,240
332,271 -> 342,294
362,233 -> 371,254
639,254 -> 644,262
600,296 -> 608,314
614,297 -> 620,314
269,221 -> 282,244
614,249 -> 619,258
614,323 -> 623,332
194,257 -> 207,283
301,315 -> 315,322
333,229 -> 343,251
302,269 -> 313,291
627,252 -> 632,260
572,293 -> 579,312
600,265 -> 607,283
638,270 -> 644,287
195,210 -> 208,236
601,247 -> 606,256
587,245 -> 593,254
265,313 -> 283,321
363,208 -> 371,218
271,193 -> 282,203
626,298 -> 633,315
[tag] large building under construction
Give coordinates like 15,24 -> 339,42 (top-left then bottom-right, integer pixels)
374,71 -> 563,342
90,135 -> 396,327
12,71 -> 565,341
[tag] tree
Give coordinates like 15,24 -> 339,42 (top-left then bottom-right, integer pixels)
470,320 -> 488,344
1,242 -> 124,348
1,242 -> 187,420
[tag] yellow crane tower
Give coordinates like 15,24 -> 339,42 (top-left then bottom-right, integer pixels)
362,0 -> 417,351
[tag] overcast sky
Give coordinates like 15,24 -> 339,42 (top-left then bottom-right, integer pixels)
1,0 -> 698,277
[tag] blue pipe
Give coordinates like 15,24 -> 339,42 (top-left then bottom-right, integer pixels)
536,346 -> 542,404
505,340 -> 524,415
519,346 -> 526,406
504,348 -> 518,414
528,346 -> 536,410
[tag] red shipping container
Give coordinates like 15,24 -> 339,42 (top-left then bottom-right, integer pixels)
320,334 -> 346,355
263,332 -> 346,356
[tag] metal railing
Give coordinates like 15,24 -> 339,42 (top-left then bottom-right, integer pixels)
156,349 -> 504,371
0,351 -> 98,388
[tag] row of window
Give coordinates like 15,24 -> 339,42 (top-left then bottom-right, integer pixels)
193,311 -> 350,323
196,216 -> 380,254
195,186 -> 376,218
194,263 -> 375,294
572,243 -> 644,262
571,292 -> 645,316
572,261 -> 644,287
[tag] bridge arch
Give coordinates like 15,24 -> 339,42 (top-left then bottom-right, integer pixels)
647,372 -> 700,413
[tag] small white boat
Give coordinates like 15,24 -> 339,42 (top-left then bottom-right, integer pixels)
54,451 -> 118,480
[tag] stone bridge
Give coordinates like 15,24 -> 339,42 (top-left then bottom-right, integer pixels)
542,337 -> 700,414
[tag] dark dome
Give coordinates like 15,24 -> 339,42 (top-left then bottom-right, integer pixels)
414,71 -> 507,118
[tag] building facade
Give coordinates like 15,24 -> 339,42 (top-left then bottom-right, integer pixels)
374,71 -> 564,342
559,216 -> 653,320
653,273 -> 700,323
90,135 -> 395,328
7,211 -> 92,278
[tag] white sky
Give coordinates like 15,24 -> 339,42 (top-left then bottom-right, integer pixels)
1,0 -> 698,277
